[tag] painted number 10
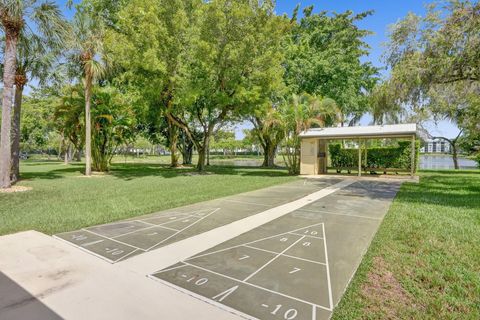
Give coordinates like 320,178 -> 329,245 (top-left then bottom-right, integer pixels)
270,304 -> 298,319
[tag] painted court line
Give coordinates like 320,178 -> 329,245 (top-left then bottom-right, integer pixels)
155,225 -> 181,232
152,263 -> 187,274
119,179 -> 354,274
148,275 -> 260,320
187,222 -> 326,261
297,208 -> 383,221
157,221 -> 334,318
222,199 -> 272,207
146,208 -> 221,251
52,235 -> 133,264
179,261 -> 332,312
322,223 -> 333,310
244,235 -> 306,282
135,220 -> 158,226
114,213 -> 210,238
113,248 -> 141,263
242,245 -> 326,266
288,232 -> 324,240
82,229 -> 146,252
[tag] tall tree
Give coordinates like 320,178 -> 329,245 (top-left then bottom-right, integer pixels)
172,0 -> 287,171
107,0 -> 201,168
9,24 -> 66,182
284,6 -> 378,125
0,0 -> 65,188
68,5 -> 109,176
249,106 -> 284,167
385,0 -> 480,168
249,4 -> 378,167
18,89 -> 57,154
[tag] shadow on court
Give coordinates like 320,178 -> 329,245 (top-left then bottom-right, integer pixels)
0,272 -> 62,320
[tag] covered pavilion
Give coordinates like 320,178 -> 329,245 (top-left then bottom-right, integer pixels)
299,123 -> 418,177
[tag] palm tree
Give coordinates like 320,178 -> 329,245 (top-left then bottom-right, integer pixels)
68,8 -> 108,176
0,0 -> 66,188
10,30 -> 66,182
279,93 -> 341,174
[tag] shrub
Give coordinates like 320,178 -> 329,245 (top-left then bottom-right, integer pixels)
328,140 -> 420,173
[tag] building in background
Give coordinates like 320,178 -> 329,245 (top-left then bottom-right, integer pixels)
420,138 -> 451,154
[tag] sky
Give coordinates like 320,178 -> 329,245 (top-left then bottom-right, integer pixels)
54,0 -> 460,139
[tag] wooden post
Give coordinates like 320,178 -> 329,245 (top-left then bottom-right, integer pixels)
411,135 -> 416,178
364,140 -> 368,173
358,138 -> 362,177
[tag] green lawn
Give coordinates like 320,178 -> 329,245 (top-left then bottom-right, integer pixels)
333,170 -> 480,319
0,160 -> 295,236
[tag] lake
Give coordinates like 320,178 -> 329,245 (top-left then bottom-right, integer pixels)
212,154 -> 478,170
419,154 -> 478,170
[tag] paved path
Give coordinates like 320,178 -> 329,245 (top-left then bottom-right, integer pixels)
0,177 -> 403,320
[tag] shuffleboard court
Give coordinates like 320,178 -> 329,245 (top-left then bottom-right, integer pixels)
54,178 -> 342,263
151,180 -> 402,320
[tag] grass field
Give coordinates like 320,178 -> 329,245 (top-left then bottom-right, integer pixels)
333,170 -> 480,319
0,160 -> 295,236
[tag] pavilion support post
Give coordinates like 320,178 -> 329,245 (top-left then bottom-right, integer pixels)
358,138 -> 362,177
411,135 -> 416,178
364,140 -> 368,173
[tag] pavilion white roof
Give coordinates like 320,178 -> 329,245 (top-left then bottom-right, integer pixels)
300,123 -> 417,139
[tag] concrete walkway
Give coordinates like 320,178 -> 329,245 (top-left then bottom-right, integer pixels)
0,177 -> 401,320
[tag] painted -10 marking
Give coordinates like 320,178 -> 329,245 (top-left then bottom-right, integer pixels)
261,303 -> 298,319
178,272 -> 299,319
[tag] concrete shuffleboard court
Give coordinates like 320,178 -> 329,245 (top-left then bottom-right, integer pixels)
54,178 -> 343,263
151,180 -> 402,320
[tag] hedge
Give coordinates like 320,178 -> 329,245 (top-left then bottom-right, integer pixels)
328,141 -> 420,173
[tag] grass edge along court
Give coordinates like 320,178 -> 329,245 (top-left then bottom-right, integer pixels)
332,170 -> 480,319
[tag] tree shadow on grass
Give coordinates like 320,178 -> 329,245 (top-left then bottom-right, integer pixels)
18,161 -> 293,182
107,163 -> 292,180
20,166 -> 85,181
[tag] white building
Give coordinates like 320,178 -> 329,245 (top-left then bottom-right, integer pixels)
420,138 -> 451,154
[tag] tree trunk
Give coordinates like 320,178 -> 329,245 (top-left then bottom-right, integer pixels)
206,138 -> 210,166
452,143 -> 459,170
75,149 -> 82,161
262,140 -> 276,167
197,147 -> 206,172
181,140 -> 193,165
167,118 -> 179,167
0,29 -> 18,189
64,145 -> 69,165
197,132 -> 211,171
10,83 -> 24,183
84,73 -> 93,176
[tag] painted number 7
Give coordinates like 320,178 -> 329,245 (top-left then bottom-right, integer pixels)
289,267 -> 301,274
